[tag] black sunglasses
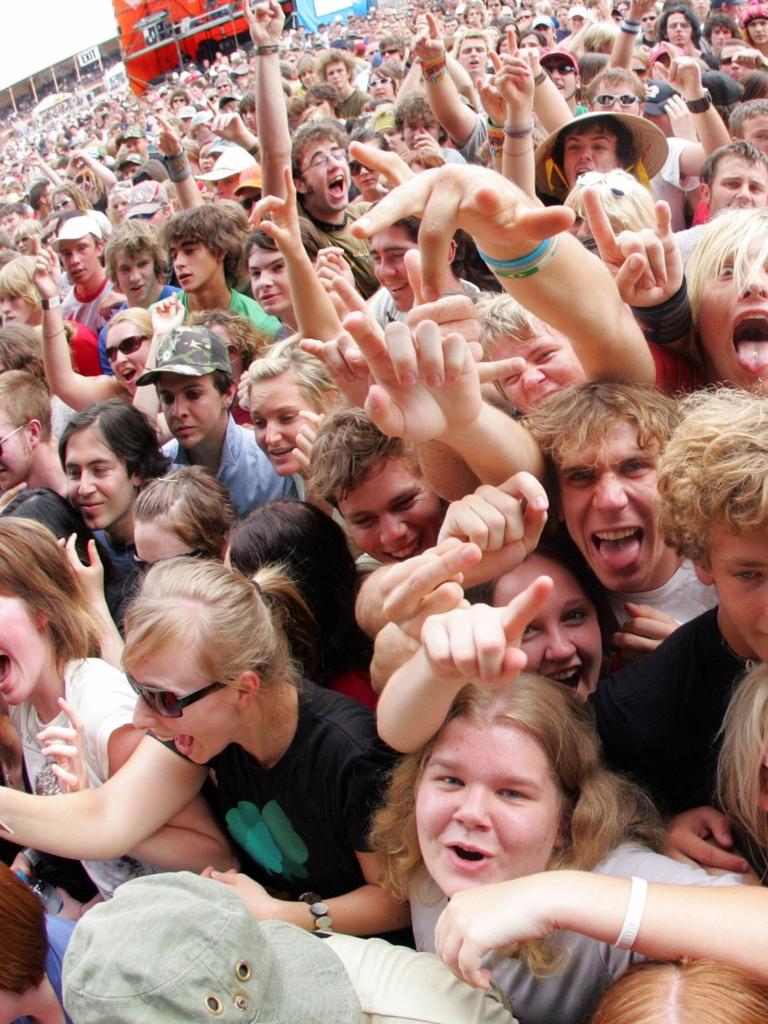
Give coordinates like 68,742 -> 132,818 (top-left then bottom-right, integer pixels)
543,62 -> 576,74
127,673 -> 224,718
348,160 -> 365,175
105,334 -> 148,363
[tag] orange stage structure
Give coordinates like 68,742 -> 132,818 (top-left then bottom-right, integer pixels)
112,1 -> 251,93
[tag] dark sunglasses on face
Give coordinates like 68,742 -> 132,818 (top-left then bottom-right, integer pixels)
348,160 -> 365,175
105,334 -> 148,363
543,62 -> 575,74
127,673 -> 224,718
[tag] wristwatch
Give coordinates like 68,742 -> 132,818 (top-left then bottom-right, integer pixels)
685,90 -> 711,113
41,295 -> 61,310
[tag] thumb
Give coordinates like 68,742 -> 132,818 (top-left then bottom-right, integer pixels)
364,384 -> 405,438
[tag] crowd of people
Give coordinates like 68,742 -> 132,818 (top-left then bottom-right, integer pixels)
2,0 -> 768,1019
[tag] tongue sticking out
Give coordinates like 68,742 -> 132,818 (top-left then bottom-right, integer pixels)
736,340 -> 768,374
595,531 -> 641,570
734,320 -> 768,373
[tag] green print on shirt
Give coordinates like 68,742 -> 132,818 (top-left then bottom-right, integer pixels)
225,800 -> 310,881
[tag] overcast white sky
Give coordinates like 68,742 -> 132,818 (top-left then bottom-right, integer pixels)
0,0 -> 119,91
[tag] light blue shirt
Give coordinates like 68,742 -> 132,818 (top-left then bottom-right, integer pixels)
163,415 -> 296,518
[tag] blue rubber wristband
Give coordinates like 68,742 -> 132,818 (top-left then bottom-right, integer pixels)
477,238 -> 550,271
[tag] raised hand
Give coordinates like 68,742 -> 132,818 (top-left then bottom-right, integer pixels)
33,246 -> 62,301
38,697 -> 89,793
151,294 -> 185,336
419,574 -> 554,686
351,164 -> 573,300
583,189 -> 682,308
244,0 -> 284,46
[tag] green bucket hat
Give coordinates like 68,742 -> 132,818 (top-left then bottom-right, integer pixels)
136,326 -> 232,386
63,872 -> 363,1024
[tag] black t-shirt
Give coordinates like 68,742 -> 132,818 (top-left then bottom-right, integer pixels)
590,608 -> 748,815
210,682 -> 398,899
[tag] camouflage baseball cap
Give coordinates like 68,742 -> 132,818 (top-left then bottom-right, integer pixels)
136,326 -> 232,386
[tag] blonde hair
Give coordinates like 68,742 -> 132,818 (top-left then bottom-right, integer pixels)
371,674 -> 663,902
717,663 -> 768,872
107,307 -> 153,342
123,558 -> 304,691
452,27 -> 493,57
688,208 -> 768,334
246,339 -> 337,416
593,959 -> 768,1024
525,380 -> 679,468
134,467 -> 236,558
0,370 -> 51,439
0,519 -> 100,672
581,20 -> 619,52
656,388 -> 768,564
477,293 -> 543,355
0,256 -> 41,309
12,221 -> 42,247
564,169 -> 656,233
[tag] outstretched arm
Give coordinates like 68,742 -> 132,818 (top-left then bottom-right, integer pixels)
413,14 -> 479,148
436,873 -> 761,990
377,576 -> 553,752
35,248 -> 123,409
246,0 -> 291,199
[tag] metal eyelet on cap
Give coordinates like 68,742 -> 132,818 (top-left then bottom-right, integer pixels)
205,994 -> 223,1015
234,995 -> 250,1011
236,961 -> 252,981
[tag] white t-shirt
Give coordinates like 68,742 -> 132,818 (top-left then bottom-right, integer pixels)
11,658 -> 158,898
608,558 -> 716,628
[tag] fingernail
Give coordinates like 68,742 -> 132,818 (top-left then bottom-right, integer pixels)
427,373 -> 443,387
401,372 -> 416,386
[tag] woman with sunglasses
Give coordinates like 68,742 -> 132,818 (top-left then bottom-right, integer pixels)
0,519 -> 233,912
0,557 -> 411,940
34,249 -> 153,411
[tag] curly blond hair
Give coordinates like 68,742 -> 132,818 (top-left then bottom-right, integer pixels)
525,380 -> 679,468
657,388 -> 768,564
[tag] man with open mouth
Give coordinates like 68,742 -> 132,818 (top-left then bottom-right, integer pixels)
527,380 -> 717,659
291,120 -> 379,298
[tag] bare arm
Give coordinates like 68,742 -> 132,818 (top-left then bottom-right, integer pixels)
71,149 -> 118,192
246,0 -> 291,199
34,249 -> 124,410
251,169 -> 342,341
155,115 -> 202,210
668,57 -> 730,160
377,578 -> 552,751
0,735 -> 207,861
413,14 -> 478,148
436,873 -> 766,991
207,849 -> 410,935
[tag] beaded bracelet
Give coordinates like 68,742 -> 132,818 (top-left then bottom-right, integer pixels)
504,123 -> 534,138
478,236 -> 559,279
256,44 -> 280,55
420,52 -> 447,67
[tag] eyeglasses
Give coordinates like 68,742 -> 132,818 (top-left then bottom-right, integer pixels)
127,673 -> 224,718
381,48 -> 400,55
348,160 -> 366,176
104,334 -> 148,363
720,55 -> 734,65
0,423 -> 25,458
576,170 -> 630,195
593,93 -> 640,108
53,199 -> 73,212
543,62 -> 576,74
300,147 -> 347,174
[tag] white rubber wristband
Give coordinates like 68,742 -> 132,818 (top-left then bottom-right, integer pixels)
613,876 -> 648,950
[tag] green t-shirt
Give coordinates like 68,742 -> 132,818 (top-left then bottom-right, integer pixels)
179,290 -> 281,337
